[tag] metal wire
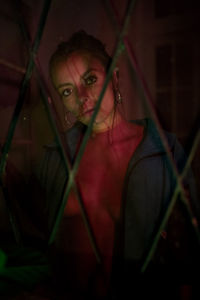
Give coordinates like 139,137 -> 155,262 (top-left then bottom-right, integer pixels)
0,0 -> 52,183
33,58 -> 102,263
0,0 -> 52,245
0,58 -> 26,74
105,0 -> 200,272
0,0 -> 199,279
141,129 -> 200,272
48,0 -> 137,246
3,0 -> 102,263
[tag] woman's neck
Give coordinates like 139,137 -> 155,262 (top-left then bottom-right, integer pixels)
91,109 -> 122,134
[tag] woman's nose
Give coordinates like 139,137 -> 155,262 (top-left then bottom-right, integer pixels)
80,96 -> 88,104
77,85 -> 89,104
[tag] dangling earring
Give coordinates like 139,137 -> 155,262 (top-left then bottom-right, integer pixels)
116,89 -> 123,104
64,111 -> 72,126
113,68 -> 123,104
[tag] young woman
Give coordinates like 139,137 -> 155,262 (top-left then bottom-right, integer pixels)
39,31 -> 199,299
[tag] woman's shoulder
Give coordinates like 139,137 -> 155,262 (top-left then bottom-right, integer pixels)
130,118 -> 177,150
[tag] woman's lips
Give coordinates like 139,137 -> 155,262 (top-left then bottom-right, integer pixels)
82,108 -> 95,116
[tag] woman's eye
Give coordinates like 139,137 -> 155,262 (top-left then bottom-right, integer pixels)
85,75 -> 97,86
62,88 -> 72,97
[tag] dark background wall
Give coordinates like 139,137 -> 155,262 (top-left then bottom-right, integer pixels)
0,0 -> 199,241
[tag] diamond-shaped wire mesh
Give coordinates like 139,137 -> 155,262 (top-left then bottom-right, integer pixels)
0,0 -> 200,298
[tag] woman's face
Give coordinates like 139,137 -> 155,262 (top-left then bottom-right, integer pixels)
51,51 -> 117,132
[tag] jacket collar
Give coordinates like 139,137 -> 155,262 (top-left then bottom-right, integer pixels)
127,118 -> 176,168
46,118 -> 175,165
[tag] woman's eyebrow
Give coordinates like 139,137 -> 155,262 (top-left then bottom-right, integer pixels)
57,82 -> 72,89
82,68 -> 101,78
56,68 -> 102,89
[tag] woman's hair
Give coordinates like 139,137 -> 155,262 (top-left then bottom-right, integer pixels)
49,30 -> 112,76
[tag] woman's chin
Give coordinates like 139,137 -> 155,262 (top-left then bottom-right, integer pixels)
79,114 -> 100,126
79,113 -> 114,132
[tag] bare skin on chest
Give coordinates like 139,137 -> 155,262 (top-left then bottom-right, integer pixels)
61,122 -> 144,276
49,40 -> 145,296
